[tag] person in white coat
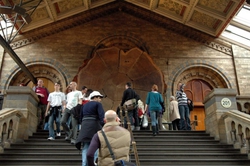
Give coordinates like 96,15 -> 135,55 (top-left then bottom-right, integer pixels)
169,96 -> 180,130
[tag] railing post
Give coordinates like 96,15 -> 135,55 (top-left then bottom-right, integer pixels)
2,86 -> 39,141
203,88 -> 237,143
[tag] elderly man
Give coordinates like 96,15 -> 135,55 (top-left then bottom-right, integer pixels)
34,79 -> 49,129
169,96 -> 180,130
87,110 -> 131,166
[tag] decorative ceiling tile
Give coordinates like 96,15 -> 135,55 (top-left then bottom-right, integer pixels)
198,0 -> 234,14
191,10 -> 221,30
158,0 -> 184,16
30,7 -> 50,21
57,0 -> 84,13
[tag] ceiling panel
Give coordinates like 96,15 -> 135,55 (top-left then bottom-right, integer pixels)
56,0 -> 84,13
0,0 -> 246,38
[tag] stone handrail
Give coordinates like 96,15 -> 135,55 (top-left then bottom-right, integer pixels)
0,108 -> 23,153
222,110 -> 250,155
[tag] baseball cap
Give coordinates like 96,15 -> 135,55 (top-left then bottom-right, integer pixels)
89,91 -> 103,99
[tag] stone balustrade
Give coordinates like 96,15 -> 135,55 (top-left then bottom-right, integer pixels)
236,96 -> 250,115
222,110 -> 250,155
0,108 -> 23,153
0,86 -> 39,153
204,88 -> 250,158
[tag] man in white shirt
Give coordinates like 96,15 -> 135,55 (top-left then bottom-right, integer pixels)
45,82 -> 66,140
61,81 -> 83,144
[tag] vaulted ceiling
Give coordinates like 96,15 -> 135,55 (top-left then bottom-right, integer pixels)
1,0 -> 246,38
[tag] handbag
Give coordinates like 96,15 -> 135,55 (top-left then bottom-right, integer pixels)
124,98 -> 137,111
142,114 -> 148,128
101,130 -> 136,166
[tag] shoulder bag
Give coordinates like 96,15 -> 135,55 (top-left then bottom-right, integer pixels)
142,114 -> 148,128
101,130 -> 136,166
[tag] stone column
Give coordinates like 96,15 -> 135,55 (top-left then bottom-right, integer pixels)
2,86 -> 39,142
203,88 -> 237,143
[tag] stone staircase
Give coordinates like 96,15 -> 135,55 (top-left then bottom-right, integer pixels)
0,130 -> 81,166
0,130 -> 250,166
133,130 -> 250,166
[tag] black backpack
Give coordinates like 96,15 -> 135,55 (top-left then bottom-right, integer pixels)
187,99 -> 194,111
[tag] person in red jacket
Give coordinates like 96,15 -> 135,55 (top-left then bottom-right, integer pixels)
33,79 -> 49,129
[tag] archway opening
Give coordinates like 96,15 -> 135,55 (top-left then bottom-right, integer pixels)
173,66 -> 229,131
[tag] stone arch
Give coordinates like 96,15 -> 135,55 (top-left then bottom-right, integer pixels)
91,34 -> 149,56
237,102 -> 242,112
4,60 -> 69,92
244,102 -> 250,114
7,120 -> 13,139
170,63 -> 232,95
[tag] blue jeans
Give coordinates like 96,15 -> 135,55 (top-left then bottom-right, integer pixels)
178,105 -> 191,130
82,143 -> 98,166
61,108 -> 78,140
149,110 -> 159,126
48,109 -> 61,138
129,109 -> 139,126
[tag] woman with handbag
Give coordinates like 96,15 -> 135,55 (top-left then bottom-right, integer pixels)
144,84 -> 164,136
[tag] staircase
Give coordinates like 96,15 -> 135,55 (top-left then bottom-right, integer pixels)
0,130 -> 250,166
0,130 -> 81,166
133,130 -> 250,166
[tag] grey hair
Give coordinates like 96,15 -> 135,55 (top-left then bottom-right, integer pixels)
170,96 -> 175,100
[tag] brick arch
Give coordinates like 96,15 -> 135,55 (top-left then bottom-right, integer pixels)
3,59 -> 69,92
169,62 -> 233,95
91,34 -> 149,55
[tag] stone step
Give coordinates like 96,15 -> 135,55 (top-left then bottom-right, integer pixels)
135,147 -> 241,153
136,158 -> 250,165
1,130 -> 250,166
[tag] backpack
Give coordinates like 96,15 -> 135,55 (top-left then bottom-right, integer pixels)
187,99 -> 194,111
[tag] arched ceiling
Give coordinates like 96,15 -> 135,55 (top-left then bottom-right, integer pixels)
1,0 -> 246,39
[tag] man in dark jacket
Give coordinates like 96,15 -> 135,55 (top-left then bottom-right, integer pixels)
121,82 -> 140,131
75,91 -> 105,166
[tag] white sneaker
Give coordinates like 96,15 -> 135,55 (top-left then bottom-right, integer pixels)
47,137 -> 55,140
65,136 -> 70,141
70,139 -> 76,144
56,132 -> 61,137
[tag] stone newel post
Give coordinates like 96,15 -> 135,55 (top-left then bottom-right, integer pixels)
2,86 -> 39,142
203,88 -> 237,143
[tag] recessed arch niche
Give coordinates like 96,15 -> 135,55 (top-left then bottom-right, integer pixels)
9,64 -> 67,92
172,66 -> 229,94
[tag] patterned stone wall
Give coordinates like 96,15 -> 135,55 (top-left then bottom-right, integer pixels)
0,10 -> 249,97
